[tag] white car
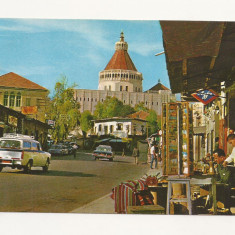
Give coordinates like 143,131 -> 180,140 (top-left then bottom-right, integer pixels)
0,133 -> 51,173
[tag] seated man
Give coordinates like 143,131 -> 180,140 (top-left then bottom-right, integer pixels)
213,149 -> 231,184
223,134 -> 235,167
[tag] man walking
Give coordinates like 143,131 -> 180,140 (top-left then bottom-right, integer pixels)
132,146 -> 139,165
150,142 -> 158,169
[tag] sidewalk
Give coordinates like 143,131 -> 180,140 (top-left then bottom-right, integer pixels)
70,166 -> 162,214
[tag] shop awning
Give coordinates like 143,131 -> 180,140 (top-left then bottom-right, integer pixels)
160,21 -> 235,95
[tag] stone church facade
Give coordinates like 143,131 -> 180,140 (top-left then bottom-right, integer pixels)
74,32 -> 176,115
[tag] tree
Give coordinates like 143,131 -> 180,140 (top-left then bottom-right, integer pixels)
94,96 -> 134,119
48,76 -> 80,143
134,102 -> 149,112
79,110 -> 93,138
146,110 -> 159,135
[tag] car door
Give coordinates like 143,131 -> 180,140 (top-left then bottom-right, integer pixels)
31,141 -> 40,166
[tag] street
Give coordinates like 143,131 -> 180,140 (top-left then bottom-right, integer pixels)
0,151 -> 149,213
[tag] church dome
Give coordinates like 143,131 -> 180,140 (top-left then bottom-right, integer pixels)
104,32 -> 137,71
98,32 -> 143,93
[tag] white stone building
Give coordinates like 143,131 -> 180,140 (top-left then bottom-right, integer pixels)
74,32 -> 176,115
93,117 -> 147,138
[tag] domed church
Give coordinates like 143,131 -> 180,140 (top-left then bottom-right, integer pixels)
98,32 -> 143,93
74,32 -> 176,115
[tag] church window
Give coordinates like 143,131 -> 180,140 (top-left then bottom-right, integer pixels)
88,98 -> 89,101
80,97 -> 81,101
101,99 -> 103,102
121,74 -> 123,78
152,102 -> 153,105
98,125 -> 102,131
135,87 -> 137,92
120,86 -> 123,91
16,92 -> 21,107
84,98 -> 85,101
109,85 -> 111,91
3,92 -> 8,106
126,86 -> 128,91
157,102 -> 158,105
9,92 -> 15,107
146,101 -> 147,105
91,98 -> 93,102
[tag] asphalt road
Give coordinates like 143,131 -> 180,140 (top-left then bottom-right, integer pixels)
0,151 -> 149,213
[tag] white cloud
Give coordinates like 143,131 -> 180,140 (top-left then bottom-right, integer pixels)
0,64 -> 56,76
130,42 -> 163,56
2,19 -> 113,51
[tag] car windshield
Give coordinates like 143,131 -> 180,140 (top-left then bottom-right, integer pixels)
96,146 -> 111,152
0,140 -> 21,149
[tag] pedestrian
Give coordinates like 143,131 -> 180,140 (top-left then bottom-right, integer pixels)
223,134 -> 235,166
122,148 -> 125,157
72,143 -> 78,159
150,142 -> 158,169
132,146 -> 139,165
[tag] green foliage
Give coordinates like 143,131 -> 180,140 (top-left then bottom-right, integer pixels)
134,102 -> 149,112
146,110 -> 159,135
48,75 -> 80,142
94,96 -> 134,119
79,110 -> 94,137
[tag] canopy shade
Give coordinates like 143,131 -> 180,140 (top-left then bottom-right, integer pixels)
160,21 -> 235,95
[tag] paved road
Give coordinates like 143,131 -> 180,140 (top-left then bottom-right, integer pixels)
0,151 -> 149,213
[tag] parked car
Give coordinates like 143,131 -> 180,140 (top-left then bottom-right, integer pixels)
92,145 -> 114,161
0,133 -> 51,173
48,144 -> 69,156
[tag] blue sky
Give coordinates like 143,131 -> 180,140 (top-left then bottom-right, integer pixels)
0,19 -> 168,95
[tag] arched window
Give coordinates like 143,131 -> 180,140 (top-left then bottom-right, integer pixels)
3,92 -> 8,106
16,92 -> 21,107
9,92 -> 15,107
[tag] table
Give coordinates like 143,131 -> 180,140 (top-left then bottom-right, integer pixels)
190,175 -> 217,214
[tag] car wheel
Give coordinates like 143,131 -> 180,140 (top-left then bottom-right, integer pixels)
24,161 -> 32,174
0,166 -> 3,172
43,160 -> 49,172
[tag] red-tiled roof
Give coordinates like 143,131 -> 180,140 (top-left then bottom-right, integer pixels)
104,50 -> 137,71
148,82 -> 170,91
0,72 -> 47,90
128,110 -> 150,120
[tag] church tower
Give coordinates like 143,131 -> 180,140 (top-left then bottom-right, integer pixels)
98,32 -> 143,92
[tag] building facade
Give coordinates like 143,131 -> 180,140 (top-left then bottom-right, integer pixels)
93,117 -> 147,138
0,72 -> 49,123
74,32 -> 176,115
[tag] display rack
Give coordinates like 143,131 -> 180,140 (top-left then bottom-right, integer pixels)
161,102 -> 194,176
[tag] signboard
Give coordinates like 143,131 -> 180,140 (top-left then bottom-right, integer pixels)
47,120 -> 55,127
21,106 -> 38,115
191,89 -> 218,105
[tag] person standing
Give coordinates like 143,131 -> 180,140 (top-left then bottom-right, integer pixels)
150,142 -> 158,169
72,143 -> 78,159
223,134 -> 235,166
132,146 -> 139,164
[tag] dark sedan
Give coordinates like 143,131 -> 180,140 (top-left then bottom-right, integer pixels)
92,145 -> 114,161
48,144 -> 69,156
